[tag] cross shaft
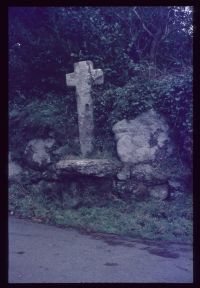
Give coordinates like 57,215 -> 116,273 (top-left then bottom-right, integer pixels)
66,61 -> 104,156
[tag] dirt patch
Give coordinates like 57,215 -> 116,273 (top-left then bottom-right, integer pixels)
104,239 -> 135,247
104,262 -> 119,266
16,251 -> 25,255
83,229 -> 190,247
147,248 -> 180,258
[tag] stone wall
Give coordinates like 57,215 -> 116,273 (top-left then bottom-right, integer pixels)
9,109 -> 192,204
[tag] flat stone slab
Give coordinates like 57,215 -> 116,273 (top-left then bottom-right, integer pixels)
56,159 -> 122,177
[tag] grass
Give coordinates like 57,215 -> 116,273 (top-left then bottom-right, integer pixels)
9,183 -> 193,243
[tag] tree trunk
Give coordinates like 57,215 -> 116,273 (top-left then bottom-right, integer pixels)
149,28 -> 162,78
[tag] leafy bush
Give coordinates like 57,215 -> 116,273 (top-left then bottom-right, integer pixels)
93,69 -> 192,163
9,92 -> 79,161
154,70 -> 192,163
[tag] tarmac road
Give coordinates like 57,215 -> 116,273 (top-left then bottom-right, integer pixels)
9,216 -> 193,283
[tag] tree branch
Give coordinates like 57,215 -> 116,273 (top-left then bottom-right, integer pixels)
133,7 -> 156,40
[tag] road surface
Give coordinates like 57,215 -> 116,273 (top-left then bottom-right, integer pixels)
9,216 -> 193,283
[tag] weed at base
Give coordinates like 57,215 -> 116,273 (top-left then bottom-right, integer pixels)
9,186 -> 193,243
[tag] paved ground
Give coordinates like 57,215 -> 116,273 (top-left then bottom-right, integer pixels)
9,216 -> 193,283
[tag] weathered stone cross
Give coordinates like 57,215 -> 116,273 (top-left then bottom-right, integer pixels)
66,61 -> 104,157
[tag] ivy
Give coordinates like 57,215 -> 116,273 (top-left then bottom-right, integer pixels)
92,70 -> 192,163
9,7 -> 192,163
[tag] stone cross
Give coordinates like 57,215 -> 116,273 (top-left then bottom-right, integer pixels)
66,61 -> 104,157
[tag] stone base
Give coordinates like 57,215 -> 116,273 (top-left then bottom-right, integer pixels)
56,158 -> 123,177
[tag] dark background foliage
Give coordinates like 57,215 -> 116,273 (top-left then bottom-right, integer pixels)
9,6 -> 193,163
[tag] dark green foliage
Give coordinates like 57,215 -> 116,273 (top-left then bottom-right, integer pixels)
9,92 -> 79,162
9,6 -> 192,162
154,71 -> 192,163
9,6 -> 192,95
93,70 -> 192,163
